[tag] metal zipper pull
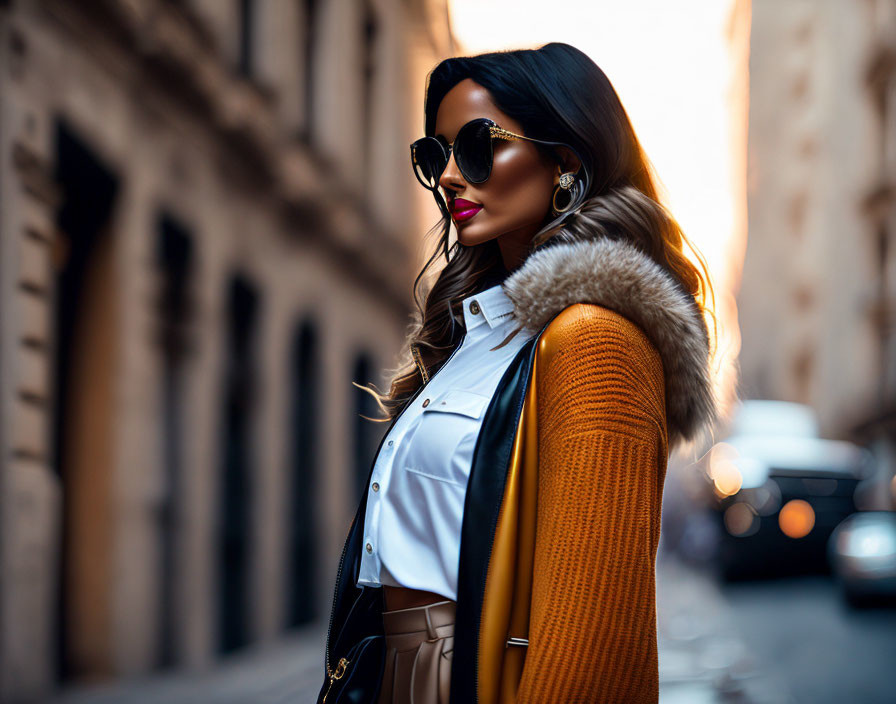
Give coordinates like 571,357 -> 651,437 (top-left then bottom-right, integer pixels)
323,656 -> 348,703
506,636 -> 529,648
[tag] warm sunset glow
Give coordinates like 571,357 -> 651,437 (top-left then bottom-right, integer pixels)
449,0 -> 748,424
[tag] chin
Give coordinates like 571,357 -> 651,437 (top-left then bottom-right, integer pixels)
455,221 -> 497,247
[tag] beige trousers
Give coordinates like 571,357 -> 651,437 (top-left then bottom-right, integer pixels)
376,599 -> 456,704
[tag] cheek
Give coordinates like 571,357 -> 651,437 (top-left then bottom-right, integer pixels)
480,147 -> 553,226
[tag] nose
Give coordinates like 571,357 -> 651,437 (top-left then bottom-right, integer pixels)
438,149 -> 466,194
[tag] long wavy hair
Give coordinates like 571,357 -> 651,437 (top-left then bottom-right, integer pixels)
356,42 -> 717,422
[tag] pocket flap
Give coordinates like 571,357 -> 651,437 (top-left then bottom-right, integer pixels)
423,388 -> 490,419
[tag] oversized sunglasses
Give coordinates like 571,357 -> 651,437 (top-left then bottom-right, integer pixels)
410,117 -> 569,189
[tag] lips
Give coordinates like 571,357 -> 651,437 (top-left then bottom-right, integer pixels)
450,198 -> 483,223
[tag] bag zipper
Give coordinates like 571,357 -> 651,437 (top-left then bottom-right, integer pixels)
323,656 -> 348,703
324,330 -> 468,680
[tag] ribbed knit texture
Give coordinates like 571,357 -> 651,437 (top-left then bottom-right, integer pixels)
515,305 -> 668,703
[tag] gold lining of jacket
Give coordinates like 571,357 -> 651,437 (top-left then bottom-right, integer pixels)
476,305 -> 573,703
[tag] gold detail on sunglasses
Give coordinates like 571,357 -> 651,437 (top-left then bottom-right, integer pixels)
488,126 -> 526,141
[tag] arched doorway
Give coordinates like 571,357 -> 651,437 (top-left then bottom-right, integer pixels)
50,119 -> 120,682
218,274 -> 260,653
284,320 -> 319,628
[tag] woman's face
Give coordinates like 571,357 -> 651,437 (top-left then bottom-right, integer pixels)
433,79 -> 560,265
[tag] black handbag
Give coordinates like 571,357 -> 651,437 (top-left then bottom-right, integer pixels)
320,633 -> 385,703
318,586 -> 386,703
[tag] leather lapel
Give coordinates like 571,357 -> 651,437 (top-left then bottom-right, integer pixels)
450,322 -> 548,704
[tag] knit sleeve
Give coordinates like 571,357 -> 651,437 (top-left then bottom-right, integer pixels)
515,303 -> 668,704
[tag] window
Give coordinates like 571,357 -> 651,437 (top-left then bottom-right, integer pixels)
360,0 -> 379,175
237,0 -> 254,77
301,0 -> 318,142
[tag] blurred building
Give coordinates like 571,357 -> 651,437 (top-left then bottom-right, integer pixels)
737,0 -> 896,508
0,0 -> 454,700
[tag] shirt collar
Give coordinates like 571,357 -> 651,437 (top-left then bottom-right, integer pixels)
461,282 -> 516,332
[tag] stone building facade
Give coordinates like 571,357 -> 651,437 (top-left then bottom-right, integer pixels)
0,0 -> 454,700
737,0 -> 896,507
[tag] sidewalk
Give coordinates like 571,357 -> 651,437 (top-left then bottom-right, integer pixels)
656,555 -> 795,704
52,627 -> 325,704
52,557 -> 791,703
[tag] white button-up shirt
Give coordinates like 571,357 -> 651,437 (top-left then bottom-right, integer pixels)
355,280 -> 535,601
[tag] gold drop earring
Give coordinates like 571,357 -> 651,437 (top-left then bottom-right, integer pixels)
551,170 -> 576,215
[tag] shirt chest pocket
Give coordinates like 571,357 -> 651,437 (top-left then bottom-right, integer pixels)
400,388 -> 492,486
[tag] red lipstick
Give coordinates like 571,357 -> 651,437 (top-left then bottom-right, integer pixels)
450,197 -> 483,223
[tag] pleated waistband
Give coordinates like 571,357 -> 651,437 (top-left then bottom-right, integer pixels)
378,599 -> 456,704
381,599 -> 456,639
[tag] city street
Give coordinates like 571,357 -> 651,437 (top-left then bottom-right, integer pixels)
721,572 -> 896,704
4,2 -> 896,703
655,556 -> 793,704
49,555 -> 852,704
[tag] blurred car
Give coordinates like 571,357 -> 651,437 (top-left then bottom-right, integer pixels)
828,510 -> 896,607
702,400 -> 876,581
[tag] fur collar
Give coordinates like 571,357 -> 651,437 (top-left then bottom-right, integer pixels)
501,236 -> 718,451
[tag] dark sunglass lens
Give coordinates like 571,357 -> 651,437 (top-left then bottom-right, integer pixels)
455,120 -> 493,183
411,138 -> 447,188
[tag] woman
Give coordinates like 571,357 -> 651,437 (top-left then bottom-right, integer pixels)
319,43 -> 719,704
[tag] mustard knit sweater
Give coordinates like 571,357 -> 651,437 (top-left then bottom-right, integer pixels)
516,305 -> 668,703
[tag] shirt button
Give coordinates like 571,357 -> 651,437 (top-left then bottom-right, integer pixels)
366,542 -> 373,553
388,440 -> 393,446
372,482 -> 379,492
422,398 -> 430,407
470,300 -> 480,315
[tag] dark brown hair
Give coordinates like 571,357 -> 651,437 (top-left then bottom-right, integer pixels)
356,42 -> 717,422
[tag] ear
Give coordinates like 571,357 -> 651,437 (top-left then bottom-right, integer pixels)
553,145 -> 582,178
